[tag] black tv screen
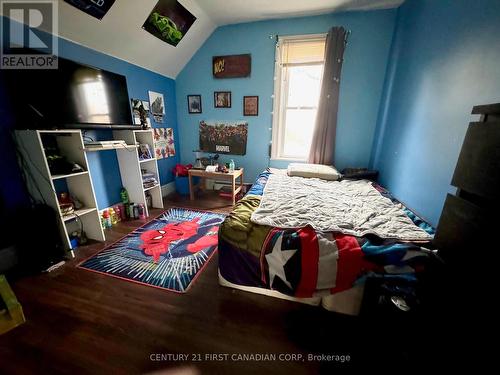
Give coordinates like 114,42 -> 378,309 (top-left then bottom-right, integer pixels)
5,56 -> 135,129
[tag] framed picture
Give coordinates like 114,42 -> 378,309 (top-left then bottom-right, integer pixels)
243,96 -> 259,116
214,91 -> 231,108
187,95 -> 202,114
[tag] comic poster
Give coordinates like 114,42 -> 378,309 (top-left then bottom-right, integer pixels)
153,128 -> 176,159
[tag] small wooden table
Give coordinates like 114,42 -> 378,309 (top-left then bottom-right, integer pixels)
188,168 -> 244,205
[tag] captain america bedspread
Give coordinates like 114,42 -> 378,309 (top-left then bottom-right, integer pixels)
218,170 -> 435,298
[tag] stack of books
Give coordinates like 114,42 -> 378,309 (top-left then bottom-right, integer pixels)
142,171 -> 158,189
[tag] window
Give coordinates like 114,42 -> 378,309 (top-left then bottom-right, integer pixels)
271,34 -> 326,160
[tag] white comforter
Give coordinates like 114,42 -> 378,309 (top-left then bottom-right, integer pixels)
250,174 -> 432,241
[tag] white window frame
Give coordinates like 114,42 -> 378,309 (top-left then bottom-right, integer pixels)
270,33 -> 327,161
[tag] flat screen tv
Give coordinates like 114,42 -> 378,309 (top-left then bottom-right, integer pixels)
4,55 -> 136,129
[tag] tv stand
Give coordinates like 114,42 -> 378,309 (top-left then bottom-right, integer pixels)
15,129 -> 163,252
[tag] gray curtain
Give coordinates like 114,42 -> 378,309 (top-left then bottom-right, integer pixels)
308,27 -> 347,165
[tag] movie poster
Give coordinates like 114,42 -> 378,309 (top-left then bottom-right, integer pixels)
199,121 -> 248,155
64,0 -> 116,20
153,128 -> 175,159
143,0 -> 196,47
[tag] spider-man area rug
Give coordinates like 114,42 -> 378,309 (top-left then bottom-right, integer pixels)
78,208 -> 226,293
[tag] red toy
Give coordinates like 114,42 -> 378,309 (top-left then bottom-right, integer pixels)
172,163 -> 193,177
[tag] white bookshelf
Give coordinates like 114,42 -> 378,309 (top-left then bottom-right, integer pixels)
113,129 -> 163,217
15,130 -> 105,251
15,129 -> 164,252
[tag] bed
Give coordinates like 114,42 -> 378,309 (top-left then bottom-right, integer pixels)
218,169 -> 435,315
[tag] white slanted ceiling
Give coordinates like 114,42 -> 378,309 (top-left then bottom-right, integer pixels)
55,0 -> 216,78
2,0 -> 404,78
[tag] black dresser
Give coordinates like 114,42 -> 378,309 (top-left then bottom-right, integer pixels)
434,103 -> 500,265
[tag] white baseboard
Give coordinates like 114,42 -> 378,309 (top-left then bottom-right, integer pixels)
161,182 -> 176,197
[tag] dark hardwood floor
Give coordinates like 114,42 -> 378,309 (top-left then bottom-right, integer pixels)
0,192 -> 408,374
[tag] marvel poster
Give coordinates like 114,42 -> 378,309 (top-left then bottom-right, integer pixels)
199,121 -> 248,155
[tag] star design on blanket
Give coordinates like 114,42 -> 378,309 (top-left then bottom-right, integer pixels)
265,235 -> 297,290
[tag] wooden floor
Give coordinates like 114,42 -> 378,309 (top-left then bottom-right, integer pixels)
0,192 -> 410,374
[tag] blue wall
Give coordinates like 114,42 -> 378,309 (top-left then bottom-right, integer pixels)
176,10 -> 397,182
371,0 -> 500,225
0,16 -> 179,210
5,1 -> 499,227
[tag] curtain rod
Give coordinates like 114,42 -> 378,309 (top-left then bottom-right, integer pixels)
271,29 -> 352,42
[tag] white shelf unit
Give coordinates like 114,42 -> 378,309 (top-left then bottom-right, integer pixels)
15,129 -> 164,251
112,129 -> 163,217
15,130 -> 106,251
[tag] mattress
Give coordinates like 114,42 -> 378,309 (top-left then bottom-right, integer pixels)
218,169 -> 435,315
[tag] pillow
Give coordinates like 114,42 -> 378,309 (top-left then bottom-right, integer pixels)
287,163 -> 340,181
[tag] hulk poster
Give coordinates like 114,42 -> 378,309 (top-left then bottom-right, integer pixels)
143,0 -> 196,47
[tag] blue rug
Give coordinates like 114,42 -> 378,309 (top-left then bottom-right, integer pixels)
79,208 -> 226,293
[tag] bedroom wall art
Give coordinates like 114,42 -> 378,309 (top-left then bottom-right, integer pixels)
142,0 -> 196,47
187,95 -> 202,113
149,91 -> 165,123
199,121 -> 248,155
243,96 -> 258,116
213,54 -> 251,78
154,128 -> 176,159
214,91 -> 231,108
64,0 -> 116,20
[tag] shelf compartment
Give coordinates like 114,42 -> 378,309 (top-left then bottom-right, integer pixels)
62,207 -> 97,222
64,208 -> 104,247
51,171 -> 89,180
41,132 -> 90,171
139,158 -> 156,164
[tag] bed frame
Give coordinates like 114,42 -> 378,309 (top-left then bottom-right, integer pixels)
219,271 -> 365,316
